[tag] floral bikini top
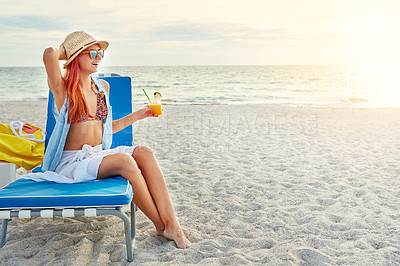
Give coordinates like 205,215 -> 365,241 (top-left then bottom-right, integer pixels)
79,82 -> 108,123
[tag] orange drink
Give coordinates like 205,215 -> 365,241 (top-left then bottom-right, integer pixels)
148,104 -> 162,116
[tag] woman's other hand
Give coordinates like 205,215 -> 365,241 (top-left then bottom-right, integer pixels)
135,106 -> 158,121
58,44 -> 67,61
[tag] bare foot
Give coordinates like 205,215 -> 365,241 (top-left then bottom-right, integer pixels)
163,228 -> 191,249
181,227 -> 189,238
157,227 -> 188,237
156,228 -> 164,236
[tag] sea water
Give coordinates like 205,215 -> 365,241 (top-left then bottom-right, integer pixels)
0,65 -> 399,108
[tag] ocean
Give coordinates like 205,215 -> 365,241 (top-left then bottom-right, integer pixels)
0,65 -> 399,108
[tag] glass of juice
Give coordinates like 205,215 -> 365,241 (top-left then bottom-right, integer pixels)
148,104 -> 162,116
148,92 -> 162,116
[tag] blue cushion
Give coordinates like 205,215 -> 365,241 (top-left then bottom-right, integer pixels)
0,176 -> 133,209
100,76 -> 134,148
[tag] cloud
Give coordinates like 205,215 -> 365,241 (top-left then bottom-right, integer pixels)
0,15 -> 66,31
1,0 -> 400,65
152,40 -> 219,48
149,24 -> 216,42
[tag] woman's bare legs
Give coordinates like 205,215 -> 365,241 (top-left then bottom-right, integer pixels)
97,152 -> 165,233
132,146 -> 190,248
97,146 -> 190,248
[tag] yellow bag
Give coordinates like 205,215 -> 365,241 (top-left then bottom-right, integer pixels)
0,121 -> 45,170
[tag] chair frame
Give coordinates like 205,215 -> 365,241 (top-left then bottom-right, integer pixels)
0,74 -> 136,262
0,203 -> 136,261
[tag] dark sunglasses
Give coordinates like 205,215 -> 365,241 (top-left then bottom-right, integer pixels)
80,50 -> 104,59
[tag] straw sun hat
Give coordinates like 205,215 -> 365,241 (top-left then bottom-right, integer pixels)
62,31 -> 109,68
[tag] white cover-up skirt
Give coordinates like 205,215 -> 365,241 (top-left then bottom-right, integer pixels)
20,144 -> 135,183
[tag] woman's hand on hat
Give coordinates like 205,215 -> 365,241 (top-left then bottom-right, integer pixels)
58,44 -> 67,61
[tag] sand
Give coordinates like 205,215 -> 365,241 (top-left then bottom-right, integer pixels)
0,100 -> 399,265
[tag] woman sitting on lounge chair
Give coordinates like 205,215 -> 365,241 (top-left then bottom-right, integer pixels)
41,31 -> 190,249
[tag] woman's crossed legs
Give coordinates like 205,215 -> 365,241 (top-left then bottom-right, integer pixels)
97,146 -> 190,249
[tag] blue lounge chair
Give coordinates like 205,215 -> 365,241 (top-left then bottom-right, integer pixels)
0,74 -> 136,261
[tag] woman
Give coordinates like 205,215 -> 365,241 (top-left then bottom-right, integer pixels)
41,31 -> 190,249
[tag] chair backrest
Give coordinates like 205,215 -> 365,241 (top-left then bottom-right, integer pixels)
45,74 -> 133,149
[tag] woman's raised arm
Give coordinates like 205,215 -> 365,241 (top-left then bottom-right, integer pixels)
43,45 -> 66,112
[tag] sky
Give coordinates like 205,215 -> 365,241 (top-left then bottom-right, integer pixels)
0,0 -> 399,66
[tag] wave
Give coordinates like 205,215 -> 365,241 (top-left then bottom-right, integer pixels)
0,96 -> 48,102
1,65 -> 399,109
341,97 -> 370,104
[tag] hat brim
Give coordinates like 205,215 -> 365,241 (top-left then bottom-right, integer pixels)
63,40 -> 109,69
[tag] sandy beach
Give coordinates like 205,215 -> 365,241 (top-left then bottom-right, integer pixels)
0,100 -> 399,265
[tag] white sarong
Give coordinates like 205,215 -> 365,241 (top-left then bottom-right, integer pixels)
20,144 -> 135,183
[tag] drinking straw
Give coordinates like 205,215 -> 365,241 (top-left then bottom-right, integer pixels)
142,89 -> 152,104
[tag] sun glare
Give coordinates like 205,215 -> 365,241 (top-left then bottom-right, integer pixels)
374,65 -> 400,108
341,18 -> 400,65
360,64 -> 400,108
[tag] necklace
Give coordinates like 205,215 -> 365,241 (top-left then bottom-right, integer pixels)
91,79 -> 98,94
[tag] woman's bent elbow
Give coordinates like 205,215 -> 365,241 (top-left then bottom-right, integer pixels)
43,47 -> 57,61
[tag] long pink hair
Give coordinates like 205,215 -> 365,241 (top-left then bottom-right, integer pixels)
63,57 -> 94,123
